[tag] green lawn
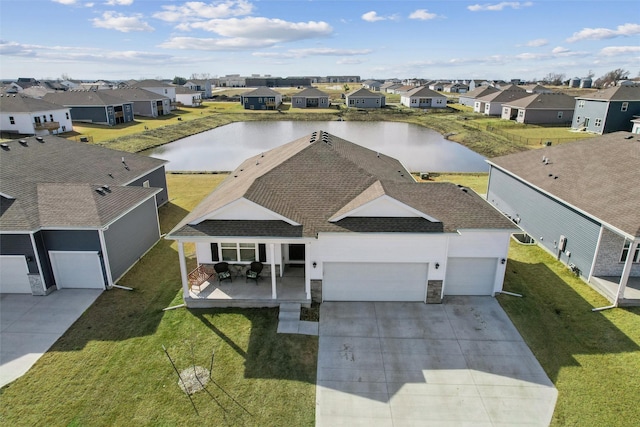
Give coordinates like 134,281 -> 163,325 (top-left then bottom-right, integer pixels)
0,174 -> 318,427
499,242 -> 640,427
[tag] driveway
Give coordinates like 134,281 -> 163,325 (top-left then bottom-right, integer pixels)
0,289 -> 102,387
316,297 -> 557,426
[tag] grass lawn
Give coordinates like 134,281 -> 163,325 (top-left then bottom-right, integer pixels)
417,172 -> 489,195
498,242 -> 640,427
0,173 -> 318,427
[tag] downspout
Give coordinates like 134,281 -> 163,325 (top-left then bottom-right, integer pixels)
587,226 -> 605,282
29,232 -> 46,294
98,227 -> 114,290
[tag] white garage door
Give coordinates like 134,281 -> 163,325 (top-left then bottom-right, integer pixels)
0,255 -> 32,294
445,257 -> 497,296
323,262 -> 428,302
49,251 -> 105,289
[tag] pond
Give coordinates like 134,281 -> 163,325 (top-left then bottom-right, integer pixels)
142,121 -> 488,173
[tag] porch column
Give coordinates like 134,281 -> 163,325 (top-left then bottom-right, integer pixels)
614,240 -> 638,305
177,241 -> 190,299
305,242 -> 311,300
270,243 -> 277,299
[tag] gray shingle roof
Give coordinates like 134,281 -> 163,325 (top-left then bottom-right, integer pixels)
109,87 -> 170,101
404,86 -> 446,98
346,88 -> 384,98
0,94 -> 67,113
575,85 -> 640,101
169,131 -> 516,239
460,86 -> 500,99
292,87 -> 329,98
476,90 -> 531,103
130,79 -> 172,88
488,131 -> 640,237
503,93 -> 576,109
241,87 -> 280,97
0,136 -> 166,232
43,90 -> 130,107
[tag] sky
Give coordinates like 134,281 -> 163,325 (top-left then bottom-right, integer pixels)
0,0 -> 638,82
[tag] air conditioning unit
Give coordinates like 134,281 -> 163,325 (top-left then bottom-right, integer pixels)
559,235 -> 567,252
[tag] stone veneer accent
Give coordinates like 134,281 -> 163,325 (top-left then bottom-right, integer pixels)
426,280 -> 443,304
592,228 -> 640,277
28,274 -> 47,295
310,280 -> 322,303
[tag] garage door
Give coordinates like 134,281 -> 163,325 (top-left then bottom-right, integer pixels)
445,257 -> 497,296
49,251 -> 105,289
323,262 -> 428,302
0,255 -> 32,294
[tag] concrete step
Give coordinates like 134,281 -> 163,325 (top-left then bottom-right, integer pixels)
278,310 -> 300,321
279,302 -> 301,312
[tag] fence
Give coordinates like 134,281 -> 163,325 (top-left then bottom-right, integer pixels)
462,121 -> 586,146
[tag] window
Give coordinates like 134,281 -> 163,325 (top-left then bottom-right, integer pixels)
65,112 -> 70,120
43,115 -> 47,122
518,110 -> 524,117
142,180 -> 150,188
594,118 -> 602,127
557,111 -> 563,119
220,243 -> 257,262
578,100 -> 585,108
620,241 -> 640,263
34,116 -> 41,124
9,116 -> 15,124
50,114 -> 54,122
621,102 -> 628,112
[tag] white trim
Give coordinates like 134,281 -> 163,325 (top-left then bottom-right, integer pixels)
98,228 -> 114,288
329,195 -> 439,223
614,241 -> 638,304
487,163 -> 636,240
178,242 -> 189,298
588,226 -> 605,281
305,242 -> 311,300
0,191 -> 15,199
123,164 -> 167,187
270,243 -> 277,299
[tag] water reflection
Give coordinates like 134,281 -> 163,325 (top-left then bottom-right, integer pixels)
143,121 -> 488,172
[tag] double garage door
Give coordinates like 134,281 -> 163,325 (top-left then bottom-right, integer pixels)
322,258 -> 498,301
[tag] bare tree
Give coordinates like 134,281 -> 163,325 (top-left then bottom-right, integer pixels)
595,68 -> 629,88
542,72 -> 565,86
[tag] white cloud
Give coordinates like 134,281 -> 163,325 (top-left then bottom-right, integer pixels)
105,0 -> 133,5
85,2 -> 95,6
337,58 -> 365,65
187,17 -> 332,41
253,48 -> 371,59
409,9 -> 437,21
153,0 -> 253,23
468,2 -> 533,12
599,46 -> 640,56
92,11 -> 154,32
526,38 -> 548,47
52,0 -> 78,4
160,36 -> 275,50
567,23 -> 640,42
361,11 -> 398,22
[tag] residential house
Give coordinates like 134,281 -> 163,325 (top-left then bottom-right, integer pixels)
346,88 -> 386,108
387,85 -> 415,95
571,86 -> 640,134
501,93 -> 575,124
380,82 -> 400,93
240,87 -> 282,110
130,79 -> 176,104
443,83 -> 469,93
166,131 -> 516,308
474,88 -> 529,116
632,116 -> 640,134
458,86 -> 500,107
486,131 -> 640,306
43,91 -> 134,125
0,94 -> 73,136
110,88 -> 172,117
362,80 -> 382,91
0,135 -> 168,295
428,82 -> 446,92
401,87 -> 447,109
184,79 -> 213,98
175,87 -> 202,107
291,87 -> 330,109
520,84 -> 553,94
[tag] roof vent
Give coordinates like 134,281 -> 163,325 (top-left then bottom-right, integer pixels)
625,135 -> 634,140
35,136 -> 44,142
18,139 -> 28,146
1,143 -> 9,150
101,185 -> 111,192
95,188 -> 105,195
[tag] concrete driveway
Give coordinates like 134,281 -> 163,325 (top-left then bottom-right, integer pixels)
316,297 -> 557,426
0,289 -> 102,387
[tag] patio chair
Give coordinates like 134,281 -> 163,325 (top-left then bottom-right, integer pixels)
214,262 -> 232,284
246,261 -> 263,284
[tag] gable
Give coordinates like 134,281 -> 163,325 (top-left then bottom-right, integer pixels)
195,198 -> 299,225
331,195 -> 439,222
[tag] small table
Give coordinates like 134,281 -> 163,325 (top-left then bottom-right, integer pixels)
229,264 -> 246,278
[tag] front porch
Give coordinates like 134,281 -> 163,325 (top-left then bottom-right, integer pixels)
589,276 -> 640,307
185,263 -> 310,308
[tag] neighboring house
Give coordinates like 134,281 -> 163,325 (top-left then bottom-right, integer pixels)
486,131 -> 640,306
520,84 -> 553,94
458,86 -> 500,107
501,93 -> 575,124
632,116 -> 640,134
175,87 -> 202,107
443,83 -> 469,93
0,135 -> 168,295
428,82 -> 445,92
387,85 -> 415,95
345,88 -> 386,108
240,87 -> 282,110
401,86 -> 447,108
129,79 -> 176,104
184,80 -> 213,98
0,94 -> 73,136
110,88 -> 172,117
166,131 -> 517,308
43,91 -> 134,125
571,86 -> 640,134
291,87 -> 330,109
380,82 -> 400,93
474,89 -> 530,116
362,80 -> 382,91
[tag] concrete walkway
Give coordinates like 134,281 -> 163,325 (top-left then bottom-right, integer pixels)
0,289 -> 102,387
316,297 -> 557,426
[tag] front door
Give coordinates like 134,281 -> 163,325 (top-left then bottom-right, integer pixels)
288,244 -> 305,264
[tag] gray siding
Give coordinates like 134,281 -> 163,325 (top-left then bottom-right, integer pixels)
347,97 -> 385,108
103,197 -> 160,281
131,100 -> 154,117
603,101 -> 640,133
70,106 -> 109,124
487,167 -> 600,277
127,166 -> 168,206
519,109 -> 574,125
0,233 -> 38,274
